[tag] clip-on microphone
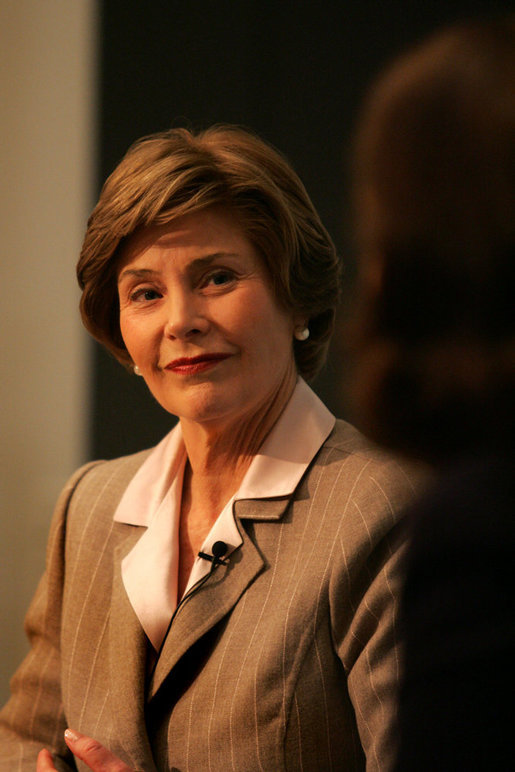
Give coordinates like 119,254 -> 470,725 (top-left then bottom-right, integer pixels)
198,540 -> 229,567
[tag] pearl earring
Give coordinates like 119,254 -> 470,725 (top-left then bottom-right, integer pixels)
294,326 -> 310,341
133,365 -> 143,376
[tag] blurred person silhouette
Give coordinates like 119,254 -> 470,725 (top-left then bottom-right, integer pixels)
350,17 -> 514,770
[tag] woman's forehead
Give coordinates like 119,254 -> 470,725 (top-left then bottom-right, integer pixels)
116,208 -> 259,273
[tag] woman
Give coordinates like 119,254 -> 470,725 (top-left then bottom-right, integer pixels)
350,20 -> 515,769
0,125 -> 418,771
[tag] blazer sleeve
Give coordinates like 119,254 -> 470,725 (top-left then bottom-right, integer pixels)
330,454 -> 415,771
0,462 -> 101,771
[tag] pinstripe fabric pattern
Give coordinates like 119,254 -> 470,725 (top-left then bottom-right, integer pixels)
0,420 -> 420,771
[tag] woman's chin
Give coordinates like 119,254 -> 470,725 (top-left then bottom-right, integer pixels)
157,385 -> 239,429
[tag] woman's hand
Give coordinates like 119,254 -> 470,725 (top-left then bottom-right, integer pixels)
36,729 -> 136,771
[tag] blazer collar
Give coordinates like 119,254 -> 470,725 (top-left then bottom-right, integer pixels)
147,520 -> 265,701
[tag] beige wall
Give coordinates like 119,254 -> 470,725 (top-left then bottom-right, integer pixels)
0,1 -> 96,704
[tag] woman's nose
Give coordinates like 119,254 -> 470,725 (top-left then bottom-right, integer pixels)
163,292 -> 209,340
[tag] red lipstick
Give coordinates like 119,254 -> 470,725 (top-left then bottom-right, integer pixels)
164,353 -> 231,375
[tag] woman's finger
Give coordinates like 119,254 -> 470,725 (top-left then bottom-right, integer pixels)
36,749 -> 57,771
64,729 -> 134,772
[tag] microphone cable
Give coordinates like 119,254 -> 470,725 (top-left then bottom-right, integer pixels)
148,540 -> 230,683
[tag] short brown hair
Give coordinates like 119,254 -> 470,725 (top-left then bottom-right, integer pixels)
350,19 -> 515,460
77,125 -> 340,380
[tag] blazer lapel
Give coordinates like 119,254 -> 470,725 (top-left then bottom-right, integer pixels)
147,497 -> 288,700
108,533 -> 158,770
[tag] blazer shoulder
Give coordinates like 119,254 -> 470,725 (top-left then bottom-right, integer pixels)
57,447 -> 153,529
326,418 -> 416,464
321,418 -> 426,495
70,447 -> 152,488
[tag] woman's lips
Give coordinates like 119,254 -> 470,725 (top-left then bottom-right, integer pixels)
164,353 -> 231,375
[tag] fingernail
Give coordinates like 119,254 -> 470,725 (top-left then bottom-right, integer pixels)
64,728 -> 80,742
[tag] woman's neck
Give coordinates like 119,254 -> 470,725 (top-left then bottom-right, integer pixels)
180,368 -> 297,512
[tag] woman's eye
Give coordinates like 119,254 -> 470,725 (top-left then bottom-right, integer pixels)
206,270 -> 234,287
131,288 -> 161,302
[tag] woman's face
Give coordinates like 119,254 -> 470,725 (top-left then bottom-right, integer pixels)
117,208 -> 300,428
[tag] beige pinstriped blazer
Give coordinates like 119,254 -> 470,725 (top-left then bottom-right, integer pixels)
0,420 -> 419,771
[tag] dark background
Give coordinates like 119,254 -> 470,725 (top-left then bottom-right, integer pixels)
90,0 -> 511,460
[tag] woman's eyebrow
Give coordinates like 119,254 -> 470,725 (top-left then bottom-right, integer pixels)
118,267 -> 158,283
189,252 -> 240,268
118,252 -> 242,284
